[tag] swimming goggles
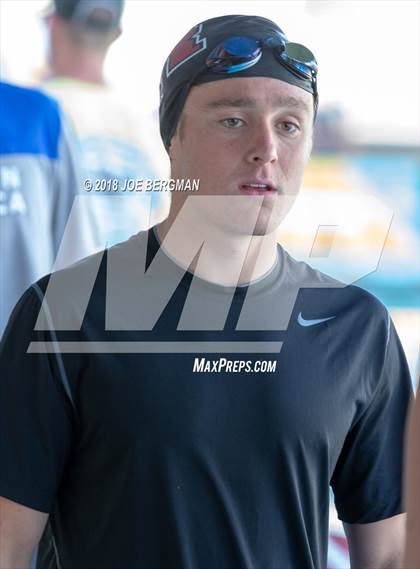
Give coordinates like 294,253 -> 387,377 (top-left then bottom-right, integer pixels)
206,35 -> 318,105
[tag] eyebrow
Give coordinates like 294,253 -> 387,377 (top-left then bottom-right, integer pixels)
205,95 -> 311,114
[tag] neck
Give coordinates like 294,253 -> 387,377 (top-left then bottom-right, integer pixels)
155,211 -> 278,288
50,51 -> 106,85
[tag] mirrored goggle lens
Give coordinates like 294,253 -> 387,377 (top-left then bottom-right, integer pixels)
278,42 -> 318,77
206,36 -> 262,73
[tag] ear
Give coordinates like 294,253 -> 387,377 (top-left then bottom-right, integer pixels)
47,13 -> 65,48
167,131 -> 180,162
306,128 -> 314,159
110,27 -> 122,43
47,13 -> 61,34
167,142 -> 173,162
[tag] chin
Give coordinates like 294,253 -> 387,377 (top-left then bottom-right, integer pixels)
224,218 -> 279,237
251,222 -> 280,237
251,207 -> 287,236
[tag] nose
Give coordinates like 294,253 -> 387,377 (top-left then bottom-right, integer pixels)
245,123 -> 278,165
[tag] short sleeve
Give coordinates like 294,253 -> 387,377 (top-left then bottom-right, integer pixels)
330,315 -> 413,523
0,284 -> 75,513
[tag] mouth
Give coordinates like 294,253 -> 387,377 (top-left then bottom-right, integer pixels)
238,181 -> 278,196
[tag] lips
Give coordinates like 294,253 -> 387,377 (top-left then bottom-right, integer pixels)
239,180 -> 278,196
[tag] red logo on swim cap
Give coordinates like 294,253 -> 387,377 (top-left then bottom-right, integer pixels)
166,24 -> 207,77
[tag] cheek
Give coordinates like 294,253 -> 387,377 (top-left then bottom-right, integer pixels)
186,139 -> 236,180
184,138 -> 218,169
281,144 -> 310,178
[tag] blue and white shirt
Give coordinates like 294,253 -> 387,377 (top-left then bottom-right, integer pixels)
0,81 -> 87,336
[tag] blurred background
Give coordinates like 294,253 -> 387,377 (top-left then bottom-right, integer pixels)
1,2 -> 419,567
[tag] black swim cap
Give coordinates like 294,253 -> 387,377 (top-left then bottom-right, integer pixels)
159,15 -> 318,151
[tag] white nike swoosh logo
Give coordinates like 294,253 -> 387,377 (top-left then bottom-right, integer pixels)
297,312 -> 336,327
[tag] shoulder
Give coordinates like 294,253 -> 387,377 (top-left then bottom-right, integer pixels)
0,81 -> 60,113
31,231 -> 150,328
0,81 -> 63,159
280,245 -> 389,334
39,229 -> 150,289
282,245 -> 387,305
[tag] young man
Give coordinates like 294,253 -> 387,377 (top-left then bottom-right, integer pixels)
0,15 -> 412,569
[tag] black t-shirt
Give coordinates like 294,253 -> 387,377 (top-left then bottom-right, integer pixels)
0,228 -> 413,569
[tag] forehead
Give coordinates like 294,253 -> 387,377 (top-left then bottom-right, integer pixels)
186,77 -> 313,116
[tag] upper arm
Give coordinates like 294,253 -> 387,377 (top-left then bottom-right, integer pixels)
343,513 -> 406,568
330,312 -> 412,567
0,287 -> 75,516
331,316 -> 413,524
0,496 -> 48,568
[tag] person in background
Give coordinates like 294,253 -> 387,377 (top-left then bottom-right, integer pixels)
42,0 -> 169,248
0,80 -> 89,338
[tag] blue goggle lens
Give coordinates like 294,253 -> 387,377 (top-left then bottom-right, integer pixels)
206,35 -> 317,82
206,36 -> 261,73
222,36 -> 261,58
